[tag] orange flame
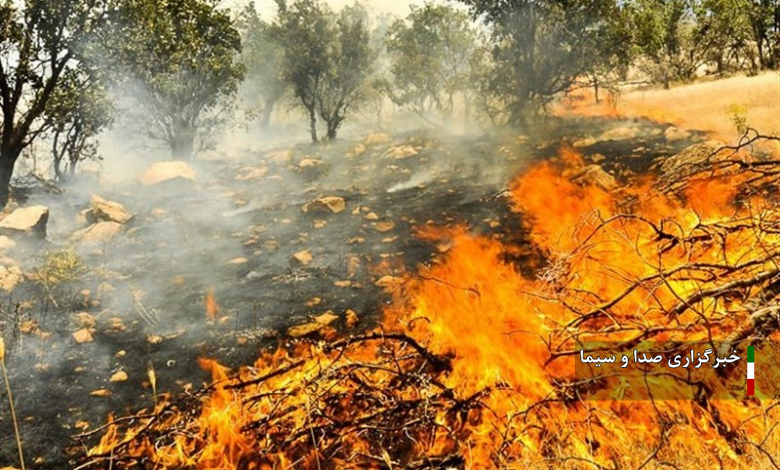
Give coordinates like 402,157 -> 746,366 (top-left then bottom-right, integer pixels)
206,287 -> 220,323
88,146 -> 780,469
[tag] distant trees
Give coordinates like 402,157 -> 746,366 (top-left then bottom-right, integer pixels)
0,0 -> 110,206
45,68 -> 114,181
630,0 -> 704,88
383,3 -> 479,120
274,0 -> 374,142
239,3 -> 286,127
3,0 -> 779,204
748,0 -> 780,70
457,0 -> 630,124
103,0 -> 244,160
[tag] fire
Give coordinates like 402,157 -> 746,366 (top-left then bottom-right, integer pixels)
82,146 -> 780,469
206,287 -> 220,323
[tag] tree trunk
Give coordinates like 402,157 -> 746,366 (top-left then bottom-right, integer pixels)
261,98 -> 275,127
0,147 -> 21,208
325,117 -> 340,140
308,108 -> 318,143
171,128 -> 196,160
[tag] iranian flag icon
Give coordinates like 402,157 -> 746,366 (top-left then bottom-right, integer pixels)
747,346 -> 755,396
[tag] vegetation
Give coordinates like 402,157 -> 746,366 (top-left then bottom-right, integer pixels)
384,2 -> 479,120
0,0 -> 110,206
238,2 -> 286,127
102,0 -> 244,160
0,0 -> 778,203
273,0 -> 374,142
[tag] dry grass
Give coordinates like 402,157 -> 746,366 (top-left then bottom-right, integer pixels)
35,248 -> 86,286
559,71 -> 780,147
0,338 -> 26,470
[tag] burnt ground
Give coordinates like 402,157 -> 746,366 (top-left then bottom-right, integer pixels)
0,116 -> 704,469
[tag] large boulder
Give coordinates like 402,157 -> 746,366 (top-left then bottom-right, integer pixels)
139,161 -> 196,186
72,221 -> 123,245
91,195 -> 133,224
0,205 -> 49,238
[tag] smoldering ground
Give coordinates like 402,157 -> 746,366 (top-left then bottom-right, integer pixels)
0,79 -> 710,468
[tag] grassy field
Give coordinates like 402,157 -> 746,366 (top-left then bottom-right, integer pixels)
558,71 -> 780,149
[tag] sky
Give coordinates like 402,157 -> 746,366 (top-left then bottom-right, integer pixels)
231,0 -> 423,19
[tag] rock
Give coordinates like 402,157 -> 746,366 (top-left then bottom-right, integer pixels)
287,310 -> 339,338
292,249 -> 313,266
109,371 -> 128,382
364,133 -> 391,146
72,221 -> 123,244
572,137 -> 597,148
0,235 -> 16,251
375,221 -> 396,233
664,126 -> 691,141
345,309 -> 359,328
0,205 -> 49,238
384,145 -> 418,159
346,143 -> 366,158
598,126 -> 640,141
76,209 -> 97,227
235,166 -> 269,181
138,161 -> 196,186
91,195 -> 133,224
303,196 -> 346,214
72,328 -> 94,344
375,275 -> 403,290
0,265 -> 23,292
572,165 -> 619,192
299,158 -> 325,168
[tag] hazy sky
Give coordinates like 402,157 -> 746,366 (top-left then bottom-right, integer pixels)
234,0 -> 423,19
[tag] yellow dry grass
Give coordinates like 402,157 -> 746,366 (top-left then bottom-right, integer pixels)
626,72 -> 779,140
561,71 -> 780,147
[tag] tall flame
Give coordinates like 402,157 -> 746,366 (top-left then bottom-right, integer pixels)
85,146 -> 780,469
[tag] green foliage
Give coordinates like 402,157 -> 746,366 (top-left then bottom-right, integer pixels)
274,0 -> 374,142
384,2 -> 479,119
103,0 -> 244,159
630,0 -> 706,87
0,0 -> 110,206
238,3 -> 287,126
44,68 -> 115,181
458,0 -> 629,124
695,0 -> 757,74
728,103 -> 750,134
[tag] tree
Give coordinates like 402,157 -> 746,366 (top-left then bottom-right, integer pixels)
745,0 -> 780,70
0,0 -> 109,207
45,67 -> 114,181
274,0 -> 373,142
630,0 -> 705,88
384,2 -> 479,120
695,0 -> 757,74
239,3 -> 286,127
104,0 -> 244,160
457,0 -> 627,124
